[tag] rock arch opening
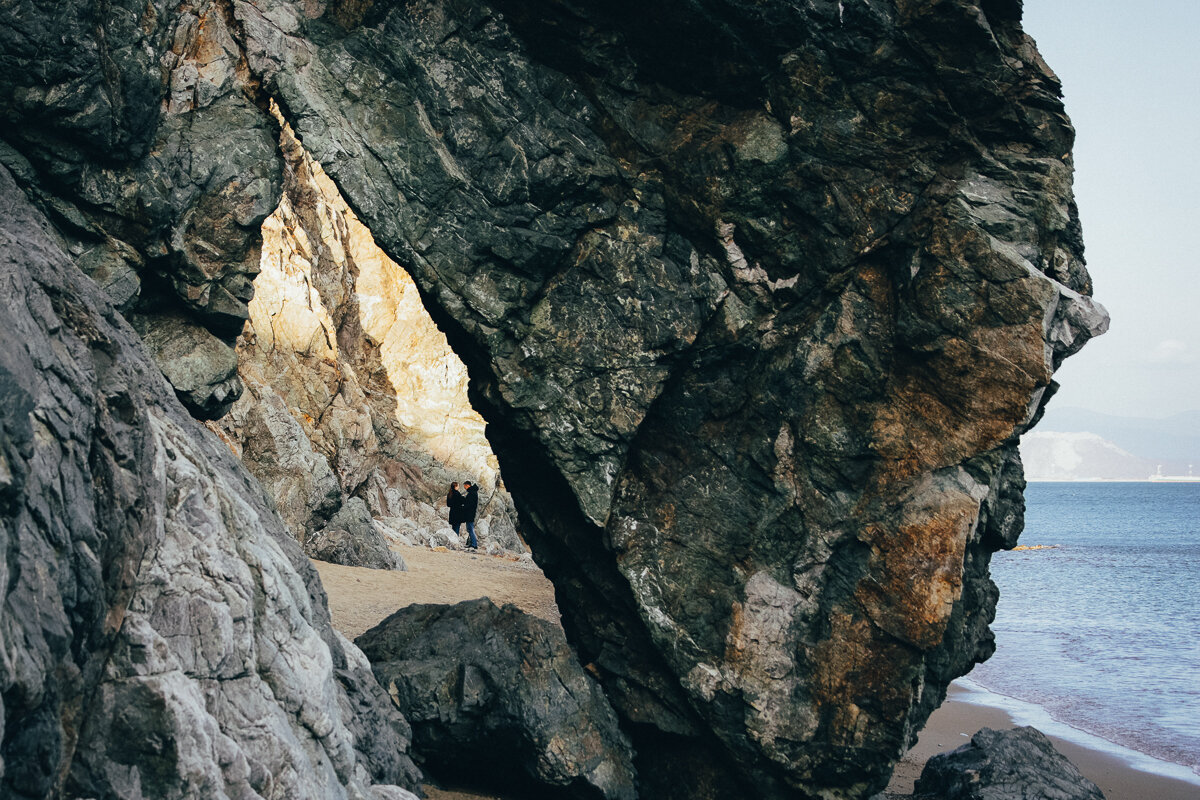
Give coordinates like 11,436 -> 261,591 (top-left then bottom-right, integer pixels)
211,114 -> 525,566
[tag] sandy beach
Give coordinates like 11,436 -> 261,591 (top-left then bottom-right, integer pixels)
313,545 -> 561,640
315,546 -> 1199,800
886,685 -> 1200,800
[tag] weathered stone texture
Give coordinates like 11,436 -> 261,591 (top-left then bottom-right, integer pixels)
225,1 -> 1105,796
2,1 -> 1107,798
0,164 -> 419,799
914,727 -> 1107,800
0,0 -> 281,419
357,598 -> 637,800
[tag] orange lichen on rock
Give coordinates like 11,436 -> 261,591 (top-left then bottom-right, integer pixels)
855,495 -> 978,650
810,610 -> 919,749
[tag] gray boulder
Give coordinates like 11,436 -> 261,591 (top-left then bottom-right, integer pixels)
0,163 -> 419,799
131,311 -> 243,419
221,384 -> 344,538
307,498 -> 407,571
914,727 -> 1106,800
357,598 -> 637,800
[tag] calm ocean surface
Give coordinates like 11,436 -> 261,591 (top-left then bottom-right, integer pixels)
967,481 -> 1200,780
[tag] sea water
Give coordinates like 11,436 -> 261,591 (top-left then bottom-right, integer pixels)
966,481 -> 1200,782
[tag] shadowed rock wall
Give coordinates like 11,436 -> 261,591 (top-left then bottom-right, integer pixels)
1,1 -> 1107,798
0,164 -> 420,799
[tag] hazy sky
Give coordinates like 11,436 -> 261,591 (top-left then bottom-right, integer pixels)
1020,1 -> 1199,419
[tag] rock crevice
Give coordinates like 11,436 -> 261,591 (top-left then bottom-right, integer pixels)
212,116 -> 523,560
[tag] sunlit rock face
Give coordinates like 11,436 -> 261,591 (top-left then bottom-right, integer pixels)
211,121 -> 520,552
0,1 -> 1107,799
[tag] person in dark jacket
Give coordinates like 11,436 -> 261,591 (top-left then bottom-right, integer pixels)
447,482 -> 465,539
461,481 -> 480,549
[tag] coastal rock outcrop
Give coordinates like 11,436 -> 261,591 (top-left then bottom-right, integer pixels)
357,598 -> 637,800
1,1 -> 1107,799
0,165 -> 420,798
232,2 -> 1105,796
913,727 -> 1106,800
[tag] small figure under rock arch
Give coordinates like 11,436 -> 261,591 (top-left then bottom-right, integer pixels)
460,481 -> 480,549
446,482 -> 466,544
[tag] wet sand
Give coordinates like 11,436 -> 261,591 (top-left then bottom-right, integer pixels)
315,547 -> 1199,800
887,684 -> 1200,800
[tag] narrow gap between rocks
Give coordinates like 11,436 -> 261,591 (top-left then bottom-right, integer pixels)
201,103 -> 580,800
205,108 -> 562,632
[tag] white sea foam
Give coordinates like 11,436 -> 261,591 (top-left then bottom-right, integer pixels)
966,482 -> 1200,786
954,677 -> 1200,786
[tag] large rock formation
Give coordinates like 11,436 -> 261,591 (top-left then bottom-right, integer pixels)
232,2 -> 1106,796
0,0 -> 284,420
1,2 -> 1107,799
0,165 -> 420,798
358,598 -> 637,800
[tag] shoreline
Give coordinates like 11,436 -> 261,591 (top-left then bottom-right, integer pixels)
888,682 -> 1200,800
314,548 -> 1199,800
1025,478 -> 1200,483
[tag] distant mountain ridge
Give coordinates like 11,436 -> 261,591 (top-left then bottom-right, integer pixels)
1035,407 -> 1200,463
1019,431 -> 1158,481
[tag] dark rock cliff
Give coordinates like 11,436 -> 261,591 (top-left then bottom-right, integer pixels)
0,2 -> 1106,799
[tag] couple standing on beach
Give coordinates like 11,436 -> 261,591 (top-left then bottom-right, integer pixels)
447,481 -> 479,549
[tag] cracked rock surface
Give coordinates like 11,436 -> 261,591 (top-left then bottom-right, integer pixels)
228,2 -> 1105,796
1,1 -> 1107,798
0,164 -> 419,799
